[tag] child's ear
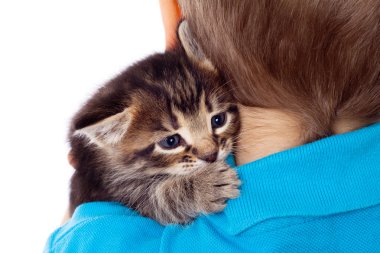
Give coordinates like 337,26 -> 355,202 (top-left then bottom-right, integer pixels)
74,108 -> 131,147
178,20 -> 216,72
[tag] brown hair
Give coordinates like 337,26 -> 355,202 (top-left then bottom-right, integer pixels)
179,0 -> 380,141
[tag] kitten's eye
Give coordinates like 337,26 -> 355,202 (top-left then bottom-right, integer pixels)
211,112 -> 226,128
158,134 -> 181,149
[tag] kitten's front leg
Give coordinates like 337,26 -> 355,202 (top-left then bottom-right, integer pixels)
151,161 -> 240,225
191,161 -> 240,214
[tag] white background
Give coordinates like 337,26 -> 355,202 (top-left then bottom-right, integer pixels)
0,1 -> 164,252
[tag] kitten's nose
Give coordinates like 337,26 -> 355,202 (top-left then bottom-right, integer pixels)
199,152 -> 218,163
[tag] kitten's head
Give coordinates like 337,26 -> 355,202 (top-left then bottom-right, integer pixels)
70,21 -> 239,179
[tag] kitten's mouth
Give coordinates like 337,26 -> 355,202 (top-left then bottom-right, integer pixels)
162,160 -> 205,176
164,140 -> 233,176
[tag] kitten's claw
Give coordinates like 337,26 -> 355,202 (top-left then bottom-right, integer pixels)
193,161 -> 240,214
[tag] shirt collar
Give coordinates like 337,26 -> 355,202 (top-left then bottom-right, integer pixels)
219,123 -> 380,235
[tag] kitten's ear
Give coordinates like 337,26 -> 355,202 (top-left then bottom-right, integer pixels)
178,20 -> 216,72
74,108 -> 131,147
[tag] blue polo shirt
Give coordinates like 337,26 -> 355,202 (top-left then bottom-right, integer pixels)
44,123 -> 380,252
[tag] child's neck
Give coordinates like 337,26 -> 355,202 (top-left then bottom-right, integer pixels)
235,105 -> 367,166
235,106 -> 303,165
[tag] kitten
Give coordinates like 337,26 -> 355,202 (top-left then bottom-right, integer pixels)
68,21 -> 240,225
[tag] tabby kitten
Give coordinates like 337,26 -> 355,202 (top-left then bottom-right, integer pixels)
68,21 -> 240,225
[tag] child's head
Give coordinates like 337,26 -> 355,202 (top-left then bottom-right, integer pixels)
179,0 -> 380,141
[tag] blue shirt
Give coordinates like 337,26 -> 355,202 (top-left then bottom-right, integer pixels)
44,123 -> 380,252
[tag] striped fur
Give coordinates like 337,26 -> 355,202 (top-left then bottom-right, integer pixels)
68,27 -> 240,224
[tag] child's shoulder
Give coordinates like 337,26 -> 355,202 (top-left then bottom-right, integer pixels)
44,202 -> 163,253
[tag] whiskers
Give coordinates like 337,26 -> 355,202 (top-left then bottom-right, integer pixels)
209,79 -> 236,100
229,134 -> 256,153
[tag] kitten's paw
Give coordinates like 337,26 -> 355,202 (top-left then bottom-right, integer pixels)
195,161 -> 240,214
